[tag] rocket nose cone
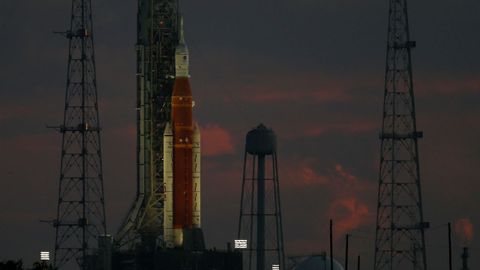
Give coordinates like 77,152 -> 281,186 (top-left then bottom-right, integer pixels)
193,123 -> 201,136
176,43 -> 188,53
164,122 -> 173,136
175,16 -> 189,78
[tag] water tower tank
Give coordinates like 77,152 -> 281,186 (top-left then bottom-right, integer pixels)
292,254 -> 345,270
246,124 -> 276,155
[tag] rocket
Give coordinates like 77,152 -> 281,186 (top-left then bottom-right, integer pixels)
163,18 -> 201,248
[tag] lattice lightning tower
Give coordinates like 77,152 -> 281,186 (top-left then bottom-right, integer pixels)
373,1 -> 428,270
54,0 -> 107,268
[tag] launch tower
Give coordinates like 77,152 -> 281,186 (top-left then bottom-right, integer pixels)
53,0 -> 107,268
373,1 -> 428,269
116,0 -> 180,250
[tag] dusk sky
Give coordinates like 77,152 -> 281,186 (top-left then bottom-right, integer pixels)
1,0 -> 479,269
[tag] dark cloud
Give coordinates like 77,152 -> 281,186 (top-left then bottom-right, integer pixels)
1,0 -> 480,269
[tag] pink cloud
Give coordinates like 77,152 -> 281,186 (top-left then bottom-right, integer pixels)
232,72 -> 377,105
281,160 -> 331,187
282,160 -> 374,192
200,124 -> 235,157
0,133 -> 56,153
282,161 -> 375,241
308,121 -> 377,136
334,164 -> 357,183
106,123 -> 136,141
299,165 -> 330,186
455,218 -> 474,245
243,87 -> 350,103
417,77 -> 480,95
328,197 -> 372,240
280,119 -> 378,139
0,105 -> 39,122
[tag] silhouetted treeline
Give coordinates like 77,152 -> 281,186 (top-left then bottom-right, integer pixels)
0,260 -> 56,270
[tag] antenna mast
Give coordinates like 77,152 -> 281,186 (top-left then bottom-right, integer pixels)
374,1 -> 428,269
54,0 -> 107,269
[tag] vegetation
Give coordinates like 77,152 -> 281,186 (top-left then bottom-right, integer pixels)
0,260 -> 56,270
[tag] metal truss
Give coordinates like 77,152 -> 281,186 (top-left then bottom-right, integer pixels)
54,0 -> 107,269
374,1 -> 428,270
115,0 -> 179,251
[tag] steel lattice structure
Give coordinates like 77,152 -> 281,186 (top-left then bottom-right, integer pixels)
374,1 -> 428,269
116,0 -> 179,250
54,0 -> 107,269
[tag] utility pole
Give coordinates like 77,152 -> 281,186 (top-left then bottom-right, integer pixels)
330,220 -> 333,270
373,0 -> 428,269
54,0 -> 107,269
448,223 -> 452,270
345,234 -> 349,270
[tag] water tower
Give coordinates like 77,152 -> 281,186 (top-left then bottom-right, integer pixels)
237,124 -> 286,270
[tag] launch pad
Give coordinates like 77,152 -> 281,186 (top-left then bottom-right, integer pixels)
112,248 -> 242,270
115,0 -> 205,254
50,0 -> 242,268
106,1 -> 240,269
